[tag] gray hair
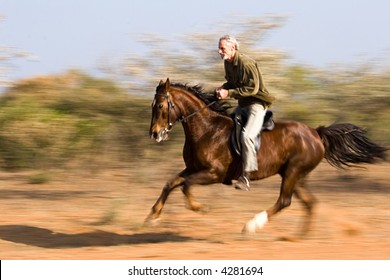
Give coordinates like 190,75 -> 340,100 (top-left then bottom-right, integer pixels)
219,35 -> 239,50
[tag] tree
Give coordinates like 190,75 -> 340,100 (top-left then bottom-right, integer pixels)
0,16 -> 34,88
112,15 -> 288,98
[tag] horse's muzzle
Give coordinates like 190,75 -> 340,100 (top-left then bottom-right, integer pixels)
151,128 -> 169,143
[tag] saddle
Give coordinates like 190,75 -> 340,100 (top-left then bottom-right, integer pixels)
230,110 -> 275,156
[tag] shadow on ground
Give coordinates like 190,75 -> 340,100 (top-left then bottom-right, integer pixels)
0,225 -> 196,248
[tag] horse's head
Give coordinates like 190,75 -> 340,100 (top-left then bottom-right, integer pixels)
150,78 -> 180,142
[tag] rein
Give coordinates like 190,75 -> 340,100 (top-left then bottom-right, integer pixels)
179,100 -> 217,123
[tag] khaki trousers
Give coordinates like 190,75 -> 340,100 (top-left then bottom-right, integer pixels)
235,103 -> 267,173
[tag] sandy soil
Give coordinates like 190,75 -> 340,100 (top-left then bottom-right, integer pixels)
0,161 -> 389,260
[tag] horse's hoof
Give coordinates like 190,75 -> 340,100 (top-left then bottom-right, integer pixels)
278,236 -> 299,242
242,211 -> 268,234
186,203 -> 210,214
242,222 -> 257,234
143,217 -> 160,228
198,204 -> 210,214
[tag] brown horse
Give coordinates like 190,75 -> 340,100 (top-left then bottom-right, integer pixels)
147,78 -> 387,236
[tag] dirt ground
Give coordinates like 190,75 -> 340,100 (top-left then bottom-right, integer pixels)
0,161 -> 389,260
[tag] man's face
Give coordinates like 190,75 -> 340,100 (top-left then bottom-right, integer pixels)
218,39 -> 235,61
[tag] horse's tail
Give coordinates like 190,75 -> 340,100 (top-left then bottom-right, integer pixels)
316,123 -> 387,169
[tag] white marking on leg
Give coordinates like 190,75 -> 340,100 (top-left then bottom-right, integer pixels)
242,211 -> 268,234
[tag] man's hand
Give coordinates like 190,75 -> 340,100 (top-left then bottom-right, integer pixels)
215,87 -> 229,99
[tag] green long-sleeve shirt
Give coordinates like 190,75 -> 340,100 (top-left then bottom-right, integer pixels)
222,51 -> 275,107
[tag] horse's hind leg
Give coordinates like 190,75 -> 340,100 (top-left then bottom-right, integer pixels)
182,185 -> 206,213
181,170 -> 221,213
144,175 -> 185,224
294,180 -> 317,237
242,170 -> 300,234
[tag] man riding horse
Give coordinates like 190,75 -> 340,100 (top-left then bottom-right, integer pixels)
215,35 -> 275,191
147,40 -> 386,235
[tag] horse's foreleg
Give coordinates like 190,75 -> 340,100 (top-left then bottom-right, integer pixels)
145,175 -> 185,223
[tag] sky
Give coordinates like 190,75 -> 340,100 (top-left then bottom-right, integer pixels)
1,0 -> 390,81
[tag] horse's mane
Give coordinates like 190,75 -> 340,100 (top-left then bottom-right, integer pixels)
168,82 -> 232,115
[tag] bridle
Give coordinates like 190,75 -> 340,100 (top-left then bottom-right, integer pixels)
152,91 -> 216,133
152,92 -> 179,134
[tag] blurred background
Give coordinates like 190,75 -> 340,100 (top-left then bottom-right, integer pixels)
0,0 -> 389,174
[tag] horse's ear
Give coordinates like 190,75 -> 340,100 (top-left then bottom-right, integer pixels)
165,78 -> 170,92
159,79 -> 164,86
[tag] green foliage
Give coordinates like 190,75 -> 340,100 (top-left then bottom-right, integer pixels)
0,71 -> 167,169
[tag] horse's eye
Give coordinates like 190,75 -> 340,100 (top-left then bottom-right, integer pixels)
158,103 -> 163,109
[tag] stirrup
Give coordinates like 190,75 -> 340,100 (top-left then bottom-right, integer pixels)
234,175 -> 251,191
